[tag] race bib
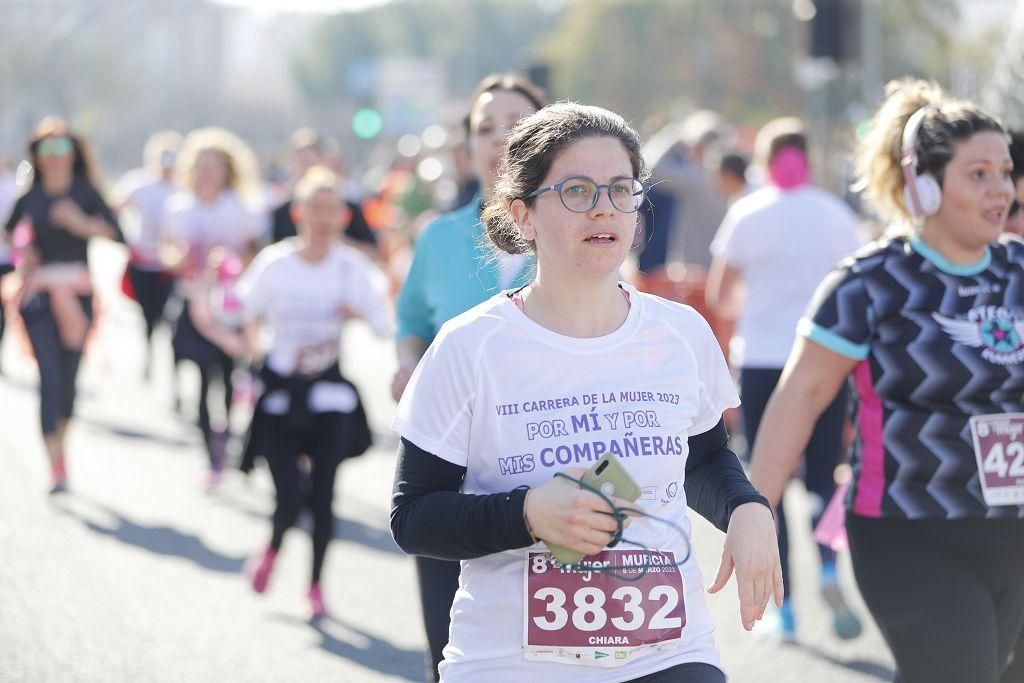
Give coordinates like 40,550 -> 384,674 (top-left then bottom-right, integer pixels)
969,413 -> 1024,506
524,549 -> 684,668
295,340 -> 339,376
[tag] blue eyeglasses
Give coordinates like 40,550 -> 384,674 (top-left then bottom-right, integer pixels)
525,176 -> 647,213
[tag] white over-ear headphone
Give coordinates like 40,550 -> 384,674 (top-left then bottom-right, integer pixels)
901,105 -> 943,218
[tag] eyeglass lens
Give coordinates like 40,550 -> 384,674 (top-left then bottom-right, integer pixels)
559,177 -> 645,213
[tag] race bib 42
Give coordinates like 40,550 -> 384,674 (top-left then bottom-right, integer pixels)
969,413 -> 1024,506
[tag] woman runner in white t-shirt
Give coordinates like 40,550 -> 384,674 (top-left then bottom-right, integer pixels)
237,166 -> 392,618
391,103 -> 781,682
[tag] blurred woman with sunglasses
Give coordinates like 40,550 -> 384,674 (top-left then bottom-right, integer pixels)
1,117 -> 123,493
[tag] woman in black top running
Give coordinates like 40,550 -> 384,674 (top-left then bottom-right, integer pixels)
2,117 -> 123,493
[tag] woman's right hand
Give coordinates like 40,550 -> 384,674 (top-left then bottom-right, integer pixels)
525,468 -> 633,557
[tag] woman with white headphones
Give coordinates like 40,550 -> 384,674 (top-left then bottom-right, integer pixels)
749,78 -> 1024,682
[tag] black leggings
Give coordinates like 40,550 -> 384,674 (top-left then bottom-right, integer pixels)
263,414 -> 341,585
173,304 -> 234,460
847,514 -> 1024,683
416,555 -> 461,681
126,265 -> 173,341
197,355 -> 233,456
22,293 -> 93,435
626,662 -> 725,682
741,367 -> 847,597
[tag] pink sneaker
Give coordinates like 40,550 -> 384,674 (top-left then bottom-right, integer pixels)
247,547 -> 277,593
49,463 -> 68,495
308,583 -> 328,619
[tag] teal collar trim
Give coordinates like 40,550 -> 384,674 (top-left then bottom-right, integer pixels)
908,233 -> 990,276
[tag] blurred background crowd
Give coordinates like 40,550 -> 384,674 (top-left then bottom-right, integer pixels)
1,0 -> 1021,243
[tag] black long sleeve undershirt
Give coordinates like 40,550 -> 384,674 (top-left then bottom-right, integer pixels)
389,444 -> 535,560
682,419 -> 771,532
390,418 -> 770,560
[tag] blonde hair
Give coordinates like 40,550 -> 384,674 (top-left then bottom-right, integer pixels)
293,165 -> 341,204
854,78 -> 1005,223
176,127 -> 261,206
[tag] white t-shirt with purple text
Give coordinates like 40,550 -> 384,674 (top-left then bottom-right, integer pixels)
392,283 -> 739,682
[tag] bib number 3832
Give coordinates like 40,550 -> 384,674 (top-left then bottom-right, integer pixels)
523,549 -> 684,668
969,413 -> 1024,506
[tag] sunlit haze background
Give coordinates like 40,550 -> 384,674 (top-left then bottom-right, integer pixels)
1,0 -> 1023,193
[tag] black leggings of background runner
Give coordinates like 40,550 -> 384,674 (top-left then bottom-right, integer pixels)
126,265 -> 173,341
23,293 -> 93,434
197,356 -> 233,459
740,366 -> 847,598
263,414 -> 342,585
847,514 -> 1024,683
171,303 -> 235,463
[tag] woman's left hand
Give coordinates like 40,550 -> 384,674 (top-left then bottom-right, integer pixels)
706,502 -> 783,631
